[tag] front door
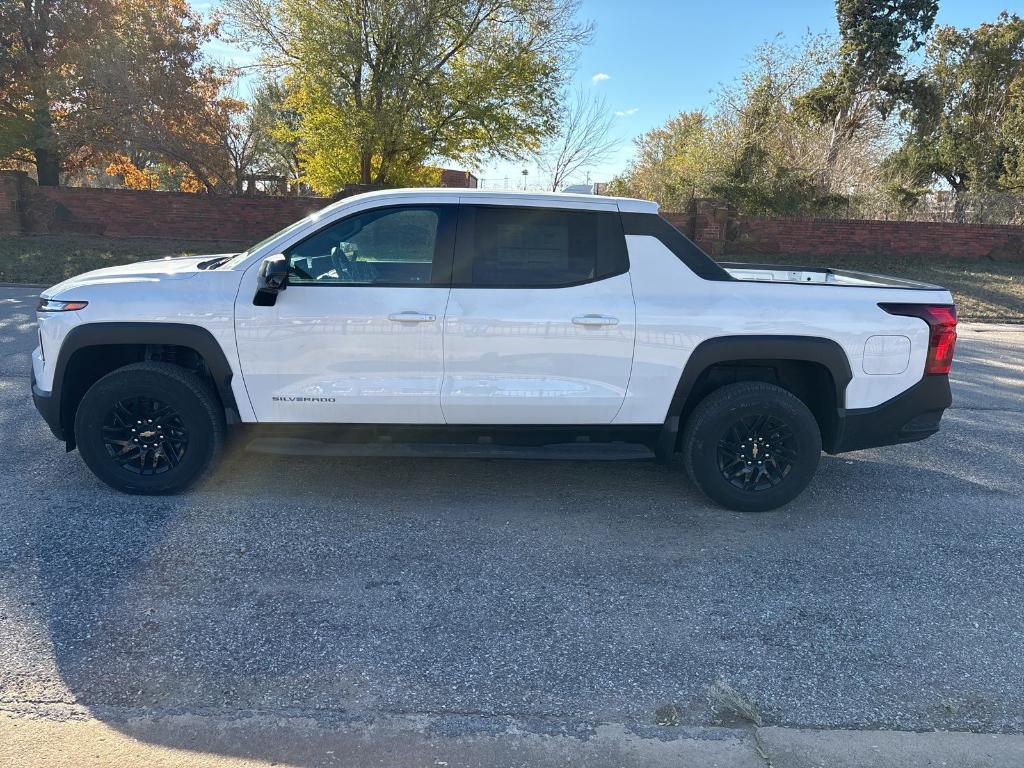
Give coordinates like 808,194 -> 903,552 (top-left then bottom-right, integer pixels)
441,203 -> 636,425
235,204 -> 456,423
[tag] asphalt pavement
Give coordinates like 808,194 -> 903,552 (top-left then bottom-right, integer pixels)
0,284 -> 1022,765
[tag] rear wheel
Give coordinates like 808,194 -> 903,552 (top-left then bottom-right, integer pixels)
681,382 -> 821,512
75,362 -> 225,494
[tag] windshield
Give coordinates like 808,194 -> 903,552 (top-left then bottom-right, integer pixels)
220,214 -> 320,270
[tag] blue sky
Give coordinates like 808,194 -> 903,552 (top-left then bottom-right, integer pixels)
200,0 -> 1016,188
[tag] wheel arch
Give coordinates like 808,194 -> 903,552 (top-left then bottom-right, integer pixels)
667,335 -> 853,453
51,323 -> 237,447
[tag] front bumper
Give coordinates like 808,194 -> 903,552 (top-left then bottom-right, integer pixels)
31,367 -> 66,442
829,375 -> 952,454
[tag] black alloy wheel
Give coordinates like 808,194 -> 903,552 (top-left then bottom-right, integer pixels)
681,381 -> 822,512
716,413 -> 798,491
75,362 -> 225,494
101,396 -> 190,475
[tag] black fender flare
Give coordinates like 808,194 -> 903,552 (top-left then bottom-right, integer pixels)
655,335 -> 852,459
50,322 -> 238,437
667,334 -> 853,418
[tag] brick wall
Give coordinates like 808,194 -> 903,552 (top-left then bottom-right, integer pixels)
4,173 -> 1022,261
3,171 -> 327,242
0,172 -> 22,235
721,216 -> 1024,261
665,200 -> 1024,261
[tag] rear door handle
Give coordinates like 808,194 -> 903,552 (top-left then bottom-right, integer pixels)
572,314 -> 619,327
388,311 -> 436,323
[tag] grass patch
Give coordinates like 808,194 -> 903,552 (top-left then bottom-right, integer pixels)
654,703 -> 684,726
0,235 -> 249,286
726,253 -> 1024,322
708,679 -> 765,727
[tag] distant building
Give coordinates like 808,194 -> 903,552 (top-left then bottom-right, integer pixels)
439,169 -> 479,188
560,182 -> 608,195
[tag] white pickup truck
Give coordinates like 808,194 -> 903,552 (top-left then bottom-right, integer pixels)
31,189 -> 957,511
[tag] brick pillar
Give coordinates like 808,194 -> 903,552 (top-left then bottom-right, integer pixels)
0,171 -> 26,235
690,198 -> 732,256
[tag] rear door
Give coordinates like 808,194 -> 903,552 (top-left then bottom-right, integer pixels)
441,203 -> 636,424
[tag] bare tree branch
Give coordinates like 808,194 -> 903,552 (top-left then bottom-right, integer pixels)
538,85 -> 618,191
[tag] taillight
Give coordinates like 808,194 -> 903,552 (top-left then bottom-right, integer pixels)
879,303 -> 957,375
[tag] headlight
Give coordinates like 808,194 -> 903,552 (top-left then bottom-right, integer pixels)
37,298 -> 88,312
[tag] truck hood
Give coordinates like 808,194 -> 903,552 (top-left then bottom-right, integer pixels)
42,254 -> 237,298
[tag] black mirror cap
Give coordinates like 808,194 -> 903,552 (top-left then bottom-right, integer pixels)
254,254 -> 289,306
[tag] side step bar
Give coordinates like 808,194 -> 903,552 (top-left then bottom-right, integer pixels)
244,437 -> 656,461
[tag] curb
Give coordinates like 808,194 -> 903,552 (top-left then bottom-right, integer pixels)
2,706 -> 1024,768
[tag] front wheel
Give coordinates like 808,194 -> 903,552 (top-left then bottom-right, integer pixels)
74,362 -> 225,494
681,382 -> 821,512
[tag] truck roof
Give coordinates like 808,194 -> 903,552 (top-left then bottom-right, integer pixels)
326,187 -> 660,214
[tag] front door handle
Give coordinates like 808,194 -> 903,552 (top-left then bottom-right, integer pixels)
388,311 -> 436,323
572,314 -> 619,327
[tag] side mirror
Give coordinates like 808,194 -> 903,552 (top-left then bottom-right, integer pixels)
253,254 -> 289,306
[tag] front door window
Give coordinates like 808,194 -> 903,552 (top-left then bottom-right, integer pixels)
286,207 -> 446,286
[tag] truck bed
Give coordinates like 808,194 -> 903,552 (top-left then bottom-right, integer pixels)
719,262 -> 943,290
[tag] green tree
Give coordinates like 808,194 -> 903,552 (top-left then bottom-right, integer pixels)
232,78 -> 308,193
611,34 -> 892,215
0,0 -> 230,188
222,80 -> 297,194
892,13 -> 1024,217
606,112 -> 723,210
0,1 -> 111,184
800,0 -> 937,180
223,0 -> 591,192
95,0 -> 235,192
714,34 -> 846,215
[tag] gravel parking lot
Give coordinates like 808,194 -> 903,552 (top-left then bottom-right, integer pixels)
1,285 -> 1022,762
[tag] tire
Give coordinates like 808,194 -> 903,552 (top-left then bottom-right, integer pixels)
74,362 -> 225,494
681,382 -> 821,512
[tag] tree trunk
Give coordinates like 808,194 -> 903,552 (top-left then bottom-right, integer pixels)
34,147 -> 61,186
359,152 -> 372,185
374,155 -> 389,187
952,191 -> 968,223
822,106 -> 848,188
31,83 -> 61,186
945,176 -> 969,223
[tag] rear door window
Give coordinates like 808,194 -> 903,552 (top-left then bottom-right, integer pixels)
454,206 -> 628,288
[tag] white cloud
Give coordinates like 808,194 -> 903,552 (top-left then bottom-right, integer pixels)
591,72 -> 611,84
614,108 -> 639,118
